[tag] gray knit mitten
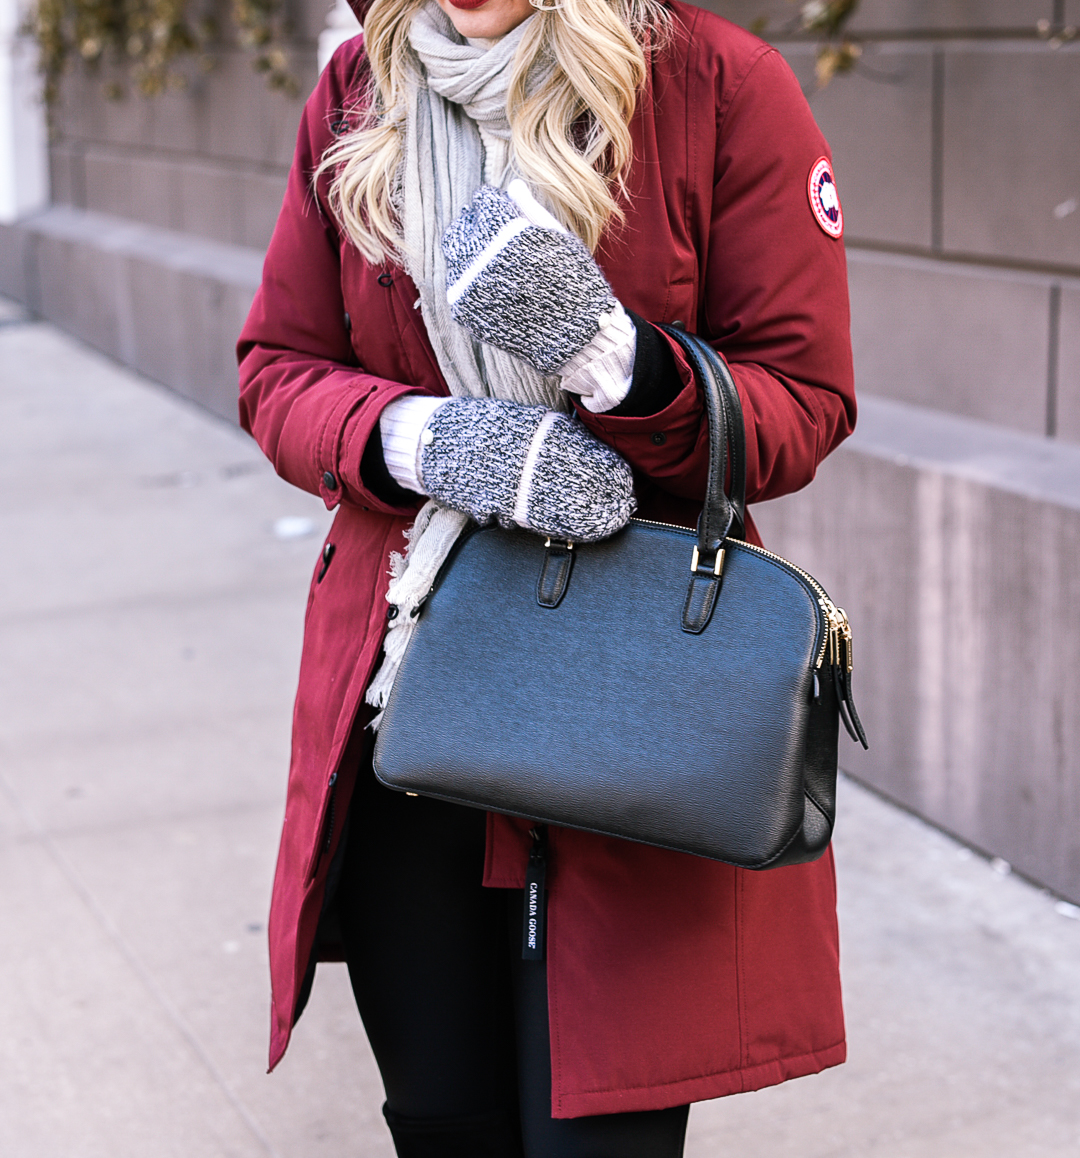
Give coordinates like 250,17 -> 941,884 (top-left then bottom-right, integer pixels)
418,398 -> 635,542
442,183 -> 619,374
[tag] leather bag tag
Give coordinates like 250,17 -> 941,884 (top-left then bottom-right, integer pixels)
522,828 -> 547,960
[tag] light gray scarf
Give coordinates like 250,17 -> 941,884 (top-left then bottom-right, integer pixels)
366,3 -> 569,721
401,2 -> 563,406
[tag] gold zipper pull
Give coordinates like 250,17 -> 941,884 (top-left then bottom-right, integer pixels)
836,607 -> 853,673
816,601 -> 839,669
831,607 -> 868,749
827,605 -> 843,668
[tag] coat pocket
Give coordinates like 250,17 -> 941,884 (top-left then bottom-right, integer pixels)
304,771 -> 339,885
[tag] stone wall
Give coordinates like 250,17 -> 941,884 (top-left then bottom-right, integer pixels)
717,0 -> 1080,439
0,0 -> 323,421
46,29 -> 321,251
2,0 -> 1079,898
754,396 -> 1080,903
707,1 -> 1080,899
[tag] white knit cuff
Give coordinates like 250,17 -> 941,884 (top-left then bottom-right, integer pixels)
558,304 -> 636,414
379,395 -> 449,494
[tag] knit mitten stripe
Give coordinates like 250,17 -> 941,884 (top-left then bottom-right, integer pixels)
506,178 -> 568,235
512,410 -> 560,527
446,217 -> 531,308
414,397 -> 635,542
524,418 -> 636,541
418,398 -> 544,526
442,184 -> 619,375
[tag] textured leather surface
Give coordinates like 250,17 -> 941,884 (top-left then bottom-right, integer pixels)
374,521 -> 836,869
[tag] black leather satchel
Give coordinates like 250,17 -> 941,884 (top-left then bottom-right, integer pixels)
373,328 -> 867,870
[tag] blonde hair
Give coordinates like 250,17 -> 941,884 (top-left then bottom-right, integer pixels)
316,0 -> 671,264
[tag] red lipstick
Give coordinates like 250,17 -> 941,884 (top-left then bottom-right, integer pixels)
448,0 -> 489,8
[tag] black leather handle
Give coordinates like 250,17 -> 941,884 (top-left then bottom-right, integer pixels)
658,326 -> 747,551
714,355 -> 746,536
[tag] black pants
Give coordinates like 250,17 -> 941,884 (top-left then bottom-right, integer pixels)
336,763 -> 690,1158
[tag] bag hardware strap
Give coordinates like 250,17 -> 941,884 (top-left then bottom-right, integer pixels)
536,539 -> 575,608
658,327 -> 748,633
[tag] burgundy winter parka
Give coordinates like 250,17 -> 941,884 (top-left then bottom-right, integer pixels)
237,0 -> 856,1117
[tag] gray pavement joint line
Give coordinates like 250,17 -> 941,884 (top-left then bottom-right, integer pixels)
0,766 -> 284,1158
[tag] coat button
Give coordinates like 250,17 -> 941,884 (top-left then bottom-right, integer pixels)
328,771 -> 338,787
322,471 -> 338,490
317,542 -> 335,582
378,272 -> 394,287
343,312 -> 351,332
651,431 -> 667,446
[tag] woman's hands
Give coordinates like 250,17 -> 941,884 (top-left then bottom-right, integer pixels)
376,180 -> 645,540
442,181 -> 637,412
379,396 -> 636,542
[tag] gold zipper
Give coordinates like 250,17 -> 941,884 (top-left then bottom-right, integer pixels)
836,607 -> 853,673
631,518 -> 844,670
630,517 -> 700,534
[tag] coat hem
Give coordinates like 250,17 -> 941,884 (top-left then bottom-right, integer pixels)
269,1022 -> 290,1073
551,1040 -> 846,1119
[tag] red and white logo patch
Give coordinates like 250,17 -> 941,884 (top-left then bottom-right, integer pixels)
807,157 -> 843,239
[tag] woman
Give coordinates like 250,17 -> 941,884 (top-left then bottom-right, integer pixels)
237,0 -> 856,1153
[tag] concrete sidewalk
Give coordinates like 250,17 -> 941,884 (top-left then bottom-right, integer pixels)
1,300 -> 1078,1157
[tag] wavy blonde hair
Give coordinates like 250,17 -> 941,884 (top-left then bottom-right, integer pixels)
316,0 -> 671,264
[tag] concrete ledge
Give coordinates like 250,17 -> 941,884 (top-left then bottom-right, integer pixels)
852,391 -> 1080,510
50,142 -> 287,250
754,395 -> 1080,902
845,247 -> 1068,438
0,206 -> 262,422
